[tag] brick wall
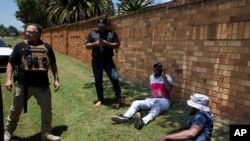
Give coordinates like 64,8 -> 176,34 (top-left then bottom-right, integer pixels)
42,0 -> 250,124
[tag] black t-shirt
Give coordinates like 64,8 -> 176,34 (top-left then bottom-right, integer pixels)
86,29 -> 120,59
9,40 -> 56,86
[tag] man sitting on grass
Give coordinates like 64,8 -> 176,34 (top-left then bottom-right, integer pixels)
155,93 -> 214,141
111,61 -> 173,130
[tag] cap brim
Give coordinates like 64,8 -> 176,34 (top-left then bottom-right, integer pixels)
153,64 -> 162,67
187,100 -> 210,112
98,23 -> 106,27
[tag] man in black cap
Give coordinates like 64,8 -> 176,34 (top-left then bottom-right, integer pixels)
111,61 -> 173,130
85,16 -> 128,107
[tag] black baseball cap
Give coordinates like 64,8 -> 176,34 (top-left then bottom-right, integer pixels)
98,16 -> 107,27
153,61 -> 162,67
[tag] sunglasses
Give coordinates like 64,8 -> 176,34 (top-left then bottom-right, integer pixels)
25,31 -> 39,35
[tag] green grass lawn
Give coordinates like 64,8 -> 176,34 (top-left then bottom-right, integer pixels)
3,37 -> 23,47
0,37 -> 229,141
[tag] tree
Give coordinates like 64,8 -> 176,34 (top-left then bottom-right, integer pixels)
13,0 -> 115,28
0,25 -> 7,38
46,0 -> 115,26
0,24 -> 19,37
15,0 -> 47,27
7,26 -> 19,36
99,0 -> 115,16
116,0 -> 154,14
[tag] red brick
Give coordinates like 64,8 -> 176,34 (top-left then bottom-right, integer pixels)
40,0 -> 250,124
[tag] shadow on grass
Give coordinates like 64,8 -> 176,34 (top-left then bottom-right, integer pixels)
210,118 -> 229,140
83,76 -> 149,106
153,102 -> 229,140
84,79 -> 149,109
83,75 -> 229,140
11,125 -> 68,141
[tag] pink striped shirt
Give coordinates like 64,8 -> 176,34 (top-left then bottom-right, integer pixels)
150,74 -> 173,99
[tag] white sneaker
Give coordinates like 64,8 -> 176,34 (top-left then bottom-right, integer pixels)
111,115 -> 129,124
42,133 -> 61,141
4,131 -> 12,141
134,112 -> 144,130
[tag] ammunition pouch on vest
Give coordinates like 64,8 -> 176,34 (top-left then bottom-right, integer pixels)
21,40 -> 50,71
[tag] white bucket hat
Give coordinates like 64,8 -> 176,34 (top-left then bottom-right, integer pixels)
187,93 -> 210,112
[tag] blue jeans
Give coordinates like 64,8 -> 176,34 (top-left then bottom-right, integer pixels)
92,58 -> 122,101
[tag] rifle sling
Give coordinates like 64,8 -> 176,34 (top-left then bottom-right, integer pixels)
23,85 -> 28,113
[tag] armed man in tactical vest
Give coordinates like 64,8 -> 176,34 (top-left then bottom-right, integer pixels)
4,23 -> 61,141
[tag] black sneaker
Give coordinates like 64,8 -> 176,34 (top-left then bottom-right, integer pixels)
134,112 -> 144,130
111,115 -> 129,124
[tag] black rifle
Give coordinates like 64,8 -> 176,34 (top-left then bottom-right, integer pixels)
0,83 -> 4,141
23,85 -> 28,113
22,42 -> 31,113
12,65 -> 28,113
12,66 -> 28,113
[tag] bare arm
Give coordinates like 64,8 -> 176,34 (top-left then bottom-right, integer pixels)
155,125 -> 202,141
103,40 -> 120,49
50,63 -> 60,91
162,69 -> 173,92
86,40 -> 99,49
86,40 -> 120,49
5,63 -> 13,91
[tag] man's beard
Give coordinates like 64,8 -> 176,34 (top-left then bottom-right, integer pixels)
154,70 -> 162,77
189,108 -> 198,115
154,73 -> 161,78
